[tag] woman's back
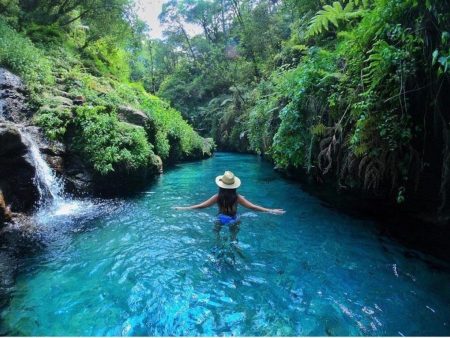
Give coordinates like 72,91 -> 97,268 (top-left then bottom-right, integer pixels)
217,188 -> 238,216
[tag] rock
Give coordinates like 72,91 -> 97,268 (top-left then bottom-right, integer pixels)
0,190 -> 12,223
53,95 -> 73,107
0,123 -> 27,156
0,251 -> 16,309
45,155 -> 64,174
117,105 -> 149,127
154,155 -> 163,174
51,88 -> 75,99
0,122 -> 39,212
63,153 -> 93,194
21,126 -> 66,174
73,95 -> 85,105
0,68 -> 30,123
22,126 -> 66,156
0,213 -> 43,252
0,68 -> 24,91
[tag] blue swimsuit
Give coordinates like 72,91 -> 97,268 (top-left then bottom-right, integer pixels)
217,213 -> 240,226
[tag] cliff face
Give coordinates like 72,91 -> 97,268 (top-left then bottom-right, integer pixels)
0,69 -> 39,213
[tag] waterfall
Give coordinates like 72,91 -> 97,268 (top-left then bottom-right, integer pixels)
21,129 -> 89,219
0,100 -> 4,119
20,131 -> 64,206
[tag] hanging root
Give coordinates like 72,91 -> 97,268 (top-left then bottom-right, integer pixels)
317,124 -> 343,175
438,123 -> 450,213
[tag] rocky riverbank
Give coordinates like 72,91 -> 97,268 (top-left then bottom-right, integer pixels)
0,66 -> 212,240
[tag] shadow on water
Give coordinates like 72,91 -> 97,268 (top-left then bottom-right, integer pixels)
278,168 -> 450,268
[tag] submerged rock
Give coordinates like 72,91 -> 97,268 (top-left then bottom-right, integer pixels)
0,251 -> 16,309
0,214 -> 43,253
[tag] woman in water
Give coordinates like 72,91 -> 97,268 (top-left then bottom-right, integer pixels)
174,171 -> 285,226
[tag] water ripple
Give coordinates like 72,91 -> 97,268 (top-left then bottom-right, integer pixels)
1,153 -> 450,335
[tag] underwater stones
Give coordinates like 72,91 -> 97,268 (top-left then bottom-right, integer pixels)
0,251 -> 16,309
0,123 -> 39,212
0,213 -> 43,253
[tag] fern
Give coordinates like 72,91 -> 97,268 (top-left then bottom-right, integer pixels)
362,40 -> 398,89
306,1 -> 366,38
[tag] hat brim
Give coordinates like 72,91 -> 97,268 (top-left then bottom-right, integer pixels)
215,175 -> 241,189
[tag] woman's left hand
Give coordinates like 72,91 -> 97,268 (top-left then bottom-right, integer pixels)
172,206 -> 190,210
268,209 -> 286,215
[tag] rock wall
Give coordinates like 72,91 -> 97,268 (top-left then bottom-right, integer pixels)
0,122 -> 39,213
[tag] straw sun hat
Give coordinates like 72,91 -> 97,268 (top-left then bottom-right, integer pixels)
215,171 -> 241,189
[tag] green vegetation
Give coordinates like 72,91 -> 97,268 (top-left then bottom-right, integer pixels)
0,1 -> 213,180
135,0 -> 449,215
1,0 -> 449,214
72,105 -> 152,175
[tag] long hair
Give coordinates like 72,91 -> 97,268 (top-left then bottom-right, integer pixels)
217,188 -> 238,216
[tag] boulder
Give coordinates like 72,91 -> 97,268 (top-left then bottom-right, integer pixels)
117,105 -> 149,127
0,68 -> 24,91
0,123 -> 39,212
0,190 -> 12,223
63,153 -> 93,194
73,95 -> 85,105
52,95 -> 73,107
0,68 -> 30,123
154,155 -> 163,174
0,123 -> 27,156
21,126 -> 66,156
22,126 -> 66,174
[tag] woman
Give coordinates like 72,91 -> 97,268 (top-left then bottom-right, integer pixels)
174,171 -> 285,225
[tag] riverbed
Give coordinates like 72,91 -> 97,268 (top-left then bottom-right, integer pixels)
1,153 -> 449,335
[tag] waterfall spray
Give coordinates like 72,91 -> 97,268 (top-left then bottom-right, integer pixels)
21,131 -> 64,206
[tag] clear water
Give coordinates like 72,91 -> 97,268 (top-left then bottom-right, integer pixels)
1,153 -> 450,336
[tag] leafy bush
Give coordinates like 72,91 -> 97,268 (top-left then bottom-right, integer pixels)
0,19 -> 53,87
72,106 -> 153,175
34,106 -> 72,140
270,49 -> 338,168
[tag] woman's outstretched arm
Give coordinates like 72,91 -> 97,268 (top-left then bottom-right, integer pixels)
237,195 -> 285,214
173,194 -> 218,210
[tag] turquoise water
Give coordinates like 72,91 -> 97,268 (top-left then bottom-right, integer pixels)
1,153 -> 450,336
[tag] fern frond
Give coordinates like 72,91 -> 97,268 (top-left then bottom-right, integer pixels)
306,1 -> 366,38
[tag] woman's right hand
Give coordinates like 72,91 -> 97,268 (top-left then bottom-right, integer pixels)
268,209 -> 286,215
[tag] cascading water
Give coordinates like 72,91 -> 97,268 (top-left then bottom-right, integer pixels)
20,131 -> 64,206
0,100 -> 4,119
19,128 -> 91,220
0,67 -> 93,224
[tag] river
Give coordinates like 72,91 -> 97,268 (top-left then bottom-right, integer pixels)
1,153 -> 450,335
